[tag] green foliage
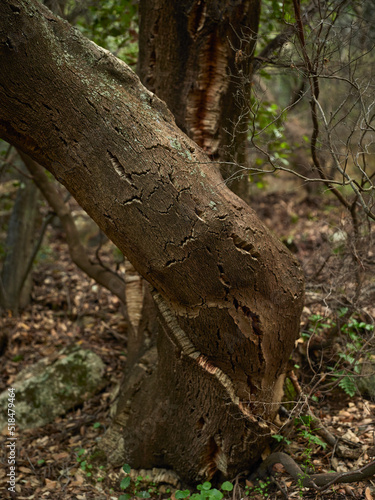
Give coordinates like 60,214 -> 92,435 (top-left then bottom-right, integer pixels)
119,464 -> 154,499
246,478 -> 271,498
75,448 -> 106,483
331,315 -> 372,396
299,429 -> 327,450
295,413 -> 327,477
174,480 -> 235,500
122,463 -> 131,474
75,0 -> 138,66
338,376 -> 357,397
272,433 -> 291,446
120,476 -> 131,490
258,0 -> 296,48
175,490 -> 190,499
120,466 -> 235,500
220,482 -> 233,492
11,354 -> 24,362
301,311 -> 374,397
302,313 -> 331,340
250,100 -> 291,170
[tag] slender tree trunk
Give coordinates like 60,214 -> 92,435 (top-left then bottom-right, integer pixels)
0,163 -> 39,312
0,0 -> 304,482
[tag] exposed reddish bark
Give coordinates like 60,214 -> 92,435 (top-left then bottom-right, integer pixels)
138,0 -> 260,169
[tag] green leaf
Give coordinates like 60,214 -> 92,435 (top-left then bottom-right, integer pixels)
120,477 -> 131,490
175,490 -> 190,499
272,434 -> 284,442
122,463 -> 131,474
207,489 -> 223,499
119,495 -> 132,500
310,435 -> 327,449
339,376 -> 356,397
221,481 -> 233,491
298,415 -> 313,426
201,482 -> 212,491
136,491 -> 151,498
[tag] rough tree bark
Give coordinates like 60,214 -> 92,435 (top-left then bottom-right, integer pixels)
138,0 -> 260,195
0,0 -> 304,482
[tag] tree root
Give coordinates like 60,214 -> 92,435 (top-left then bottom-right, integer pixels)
255,452 -> 375,491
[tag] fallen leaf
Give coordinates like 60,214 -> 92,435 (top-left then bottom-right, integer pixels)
44,478 -> 57,488
19,466 -> 33,473
272,463 -> 285,473
52,452 -> 69,460
365,487 -> 373,500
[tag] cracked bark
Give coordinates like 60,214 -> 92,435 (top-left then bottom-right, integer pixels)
0,0 -> 304,483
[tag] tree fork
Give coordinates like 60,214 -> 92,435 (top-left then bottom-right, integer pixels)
0,0 -> 304,481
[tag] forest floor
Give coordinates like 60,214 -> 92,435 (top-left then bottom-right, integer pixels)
0,186 -> 375,500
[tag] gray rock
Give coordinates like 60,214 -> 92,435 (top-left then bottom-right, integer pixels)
0,346 -> 106,430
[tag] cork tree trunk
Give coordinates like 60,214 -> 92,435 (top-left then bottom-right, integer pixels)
0,0 -> 304,483
138,0 -> 260,196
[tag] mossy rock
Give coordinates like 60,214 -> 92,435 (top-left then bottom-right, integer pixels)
0,345 -> 106,430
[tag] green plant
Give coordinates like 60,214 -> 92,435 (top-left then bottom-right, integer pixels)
119,464 -> 152,499
293,415 -> 327,495
302,312 -> 374,397
249,478 -> 271,498
75,448 -> 106,483
302,313 -> 331,340
331,316 -> 373,397
297,415 -> 327,451
174,480 -> 233,500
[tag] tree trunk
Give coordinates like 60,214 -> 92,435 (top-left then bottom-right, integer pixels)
0,0 -> 304,482
0,163 -> 39,312
138,0 -> 260,197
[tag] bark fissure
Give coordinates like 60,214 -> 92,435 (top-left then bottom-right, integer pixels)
153,290 -> 264,425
